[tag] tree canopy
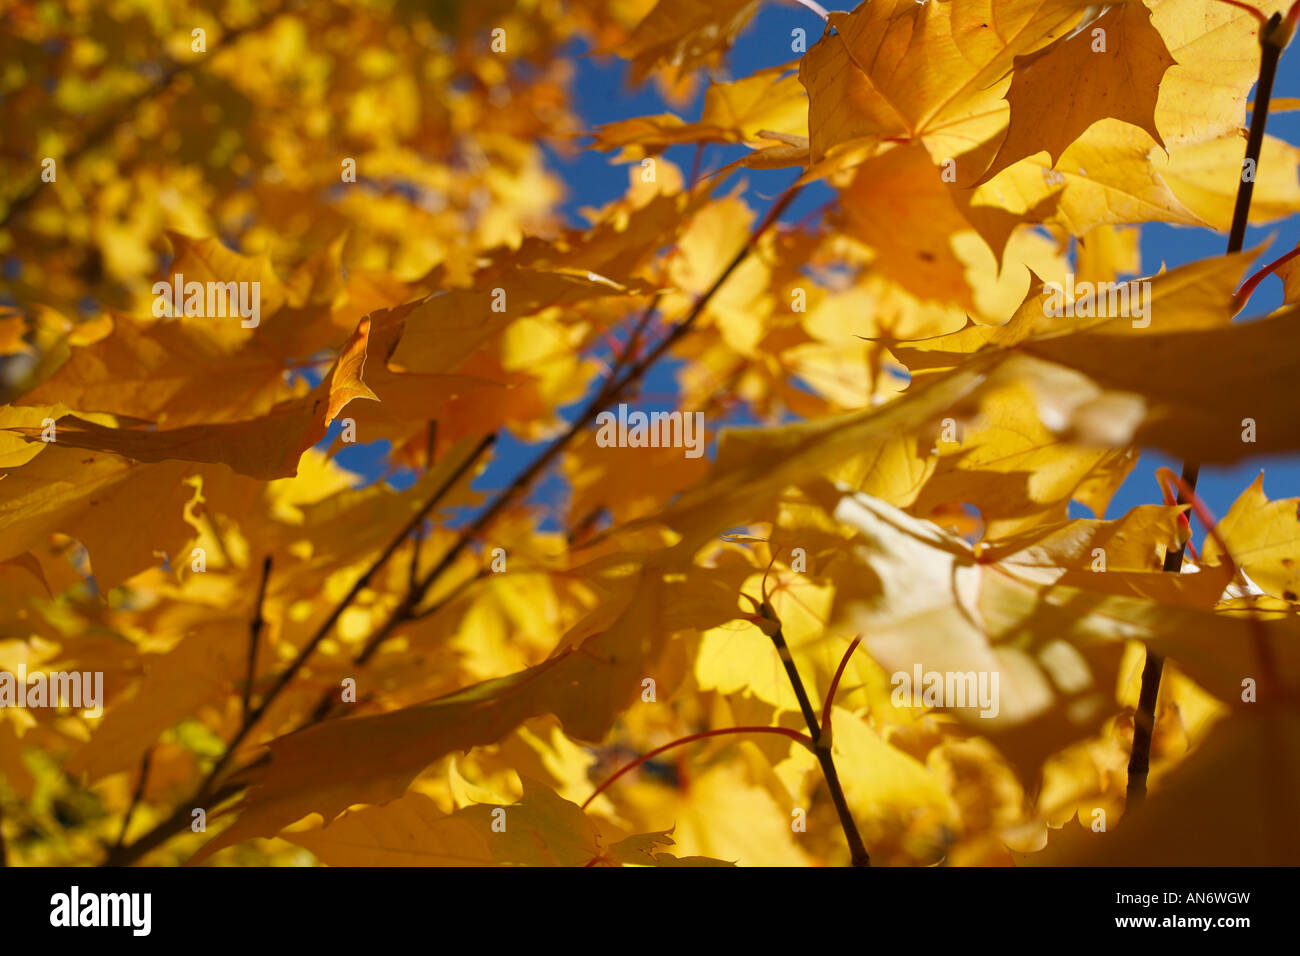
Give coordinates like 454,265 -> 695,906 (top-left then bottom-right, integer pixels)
1,0 -> 1299,867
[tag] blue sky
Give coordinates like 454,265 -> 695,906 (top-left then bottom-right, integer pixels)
341,1 -> 1300,541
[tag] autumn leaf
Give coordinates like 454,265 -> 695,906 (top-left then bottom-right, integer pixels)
615,0 -> 760,85
799,0 -> 1095,164
283,777 -> 723,867
4,317 -> 377,480
1203,473 -> 1300,599
5,0 -> 1300,875
187,562 -> 744,861
979,2 -> 1177,183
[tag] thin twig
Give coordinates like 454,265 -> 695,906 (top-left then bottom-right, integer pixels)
1155,468 -> 1281,696
581,726 -> 816,810
607,184 -> 800,394
764,616 -> 871,866
689,143 -> 705,192
769,620 -> 825,738
305,567 -> 487,724
222,434 -> 493,766
1234,241 -> 1300,308
409,422 -> 437,593
821,634 -> 865,743
241,556 -> 273,718
111,749 -> 153,854
618,296 -> 660,373
103,433 -> 495,865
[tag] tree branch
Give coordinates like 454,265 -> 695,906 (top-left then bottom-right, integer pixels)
298,182 -> 804,708
821,634 -> 865,740
762,615 -> 871,867
409,422 -> 438,593
581,726 -> 817,811
103,180 -> 802,866
242,556 -> 273,719
110,749 -> 153,854
102,432 -> 495,865
305,567 -> 487,724
1127,10 -> 1287,807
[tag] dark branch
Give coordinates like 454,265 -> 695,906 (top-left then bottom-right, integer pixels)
1127,13 -> 1286,807
242,556 -> 274,719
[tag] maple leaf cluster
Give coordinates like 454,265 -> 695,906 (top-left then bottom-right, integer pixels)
0,0 -> 1298,867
